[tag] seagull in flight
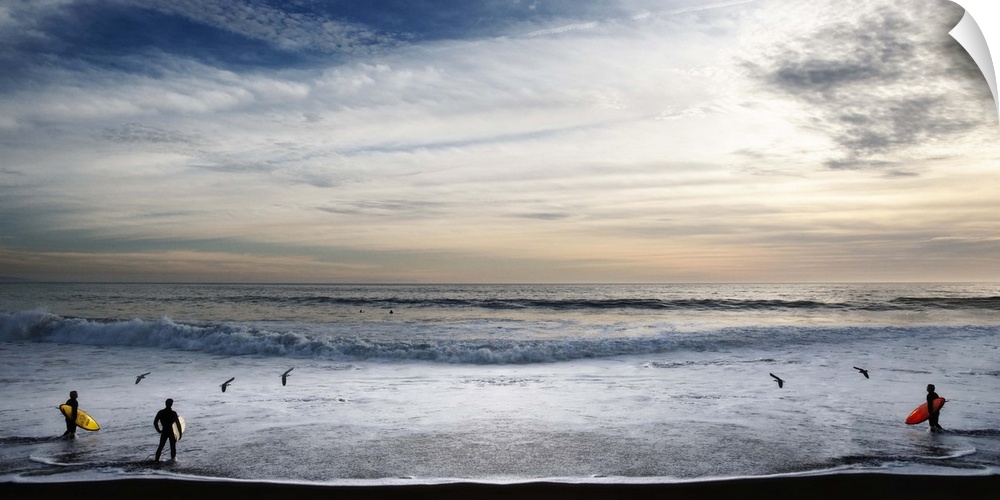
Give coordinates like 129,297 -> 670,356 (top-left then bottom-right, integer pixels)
135,372 -> 151,384
769,373 -> 784,389
281,367 -> 294,386
853,366 -> 870,379
221,377 -> 235,392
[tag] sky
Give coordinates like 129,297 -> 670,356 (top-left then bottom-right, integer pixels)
0,0 -> 998,283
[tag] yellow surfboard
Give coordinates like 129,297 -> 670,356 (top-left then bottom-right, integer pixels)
59,404 -> 100,431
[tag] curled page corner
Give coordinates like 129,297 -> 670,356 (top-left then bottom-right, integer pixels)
948,1 -> 999,125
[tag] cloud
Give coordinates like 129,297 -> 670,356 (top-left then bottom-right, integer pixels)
0,0 -> 659,77
0,0 -> 404,85
742,0 -> 996,169
116,0 -> 395,55
2,0 -> 999,283
514,212 -> 574,221
102,123 -> 202,145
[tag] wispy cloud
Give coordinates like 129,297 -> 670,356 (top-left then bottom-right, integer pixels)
117,0 -> 396,54
0,0 -> 998,282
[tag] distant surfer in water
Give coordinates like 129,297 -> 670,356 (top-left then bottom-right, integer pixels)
926,384 -> 944,432
153,398 -> 181,462
62,391 -> 78,439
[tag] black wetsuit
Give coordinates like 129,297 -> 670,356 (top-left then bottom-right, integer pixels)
154,408 -> 180,461
927,390 -> 943,431
63,398 -> 78,437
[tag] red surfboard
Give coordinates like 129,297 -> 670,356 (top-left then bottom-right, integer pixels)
905,397 -> 945,425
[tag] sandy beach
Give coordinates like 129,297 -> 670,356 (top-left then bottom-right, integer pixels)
3,474 -> 998,500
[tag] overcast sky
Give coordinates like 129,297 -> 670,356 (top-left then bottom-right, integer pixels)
1,0 -> 997,283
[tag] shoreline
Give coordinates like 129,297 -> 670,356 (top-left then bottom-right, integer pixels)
3,473 -> 998,499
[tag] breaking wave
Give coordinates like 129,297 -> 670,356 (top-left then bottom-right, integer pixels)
2,309 -> 996,365
106,294 -> 1000,312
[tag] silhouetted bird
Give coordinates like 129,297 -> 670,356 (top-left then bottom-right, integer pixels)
281,367 -> 294,386
135,372 -> 151,384
221,377 -> 235,392
769,373 -> 784,388
853,366 -> 870,379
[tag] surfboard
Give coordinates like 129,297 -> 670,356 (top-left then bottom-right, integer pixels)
172,415 -> 186,441
905,397 -> 946,425
58,404 -> 100,431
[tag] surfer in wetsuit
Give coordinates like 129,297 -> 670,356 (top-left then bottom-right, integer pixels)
62,391 -> 78,439
926,384 -> 944,432
153,398 -> 181,462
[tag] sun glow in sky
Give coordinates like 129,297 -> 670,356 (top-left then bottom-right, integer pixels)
1,0 -> 997,283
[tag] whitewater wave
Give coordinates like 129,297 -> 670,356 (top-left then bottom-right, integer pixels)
1,309 -> 996,364
2,309 -> 669,363
101,294 -> 1000,312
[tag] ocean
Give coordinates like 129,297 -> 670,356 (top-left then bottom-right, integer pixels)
1,283 -> 998,485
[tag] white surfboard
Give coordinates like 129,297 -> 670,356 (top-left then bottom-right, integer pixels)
172,415 -> 186,441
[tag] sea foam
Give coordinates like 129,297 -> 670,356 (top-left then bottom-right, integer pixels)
1,309 -> 995,364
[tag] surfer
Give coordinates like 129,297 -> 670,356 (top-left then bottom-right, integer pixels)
153,398 -> 181,462
62,391 -> 78,439
926,384 -> 944,432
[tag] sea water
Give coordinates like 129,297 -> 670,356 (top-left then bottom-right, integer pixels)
0,283 -> 998,484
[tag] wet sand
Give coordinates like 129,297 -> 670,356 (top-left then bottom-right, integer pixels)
3,473 -> 997,499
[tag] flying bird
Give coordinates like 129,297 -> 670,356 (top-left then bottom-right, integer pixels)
135,372 -> 151,384
769,373 -> 784,389
221,377 -> 235,392
281,367 -> 294,386
853,366 -> 869,379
